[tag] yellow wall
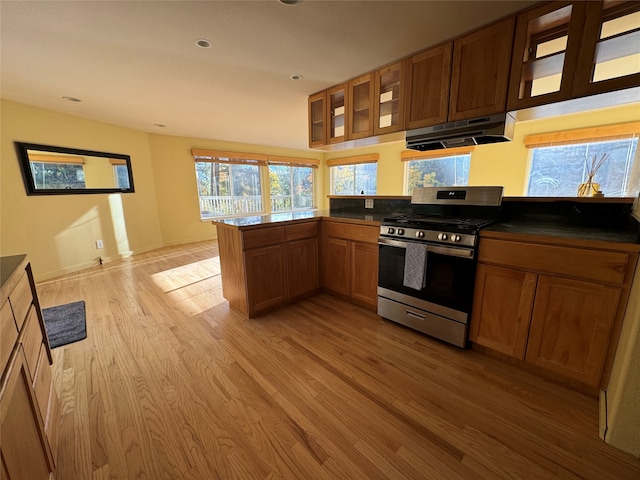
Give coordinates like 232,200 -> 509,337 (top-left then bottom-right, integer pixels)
83,155 -> 117,189
148,134 -> 324,246
0,99 -> 164,280
321,102 -> 640,205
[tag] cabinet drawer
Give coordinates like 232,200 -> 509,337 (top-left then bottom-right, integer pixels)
242,226 -> 285,250
8,271 -> 32,331
323,221 -> 379,244
21,307 -> 43,379
478,239 -> 630,284
285,221 -> 318,241
1,301 -> 18,375
33,343 -> 52,424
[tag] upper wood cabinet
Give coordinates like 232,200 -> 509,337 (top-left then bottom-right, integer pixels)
347,73 -> 374,140
573,1 -> 640,97
373,61 -> 407,135
449,17 -> 515,121
328,84 -> 348,144
508,1 -> 640,110
405,43 -> 453,129
507,1 -> 588,110
308,91 -> 327,147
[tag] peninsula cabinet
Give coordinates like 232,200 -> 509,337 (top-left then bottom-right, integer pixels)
1,255 -> 59,480
404,43 -> 453,130
217,220 -> 320,317
470,237 -> 639,389
322,220 -> 379,310
448,17 -> 515,122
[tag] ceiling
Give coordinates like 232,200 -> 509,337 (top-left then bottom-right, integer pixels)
1,0 -> 537,151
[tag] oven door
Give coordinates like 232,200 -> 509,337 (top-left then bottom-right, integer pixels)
378,236 -> 477,317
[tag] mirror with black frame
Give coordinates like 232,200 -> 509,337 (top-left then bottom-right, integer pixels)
15,142 -> 135,195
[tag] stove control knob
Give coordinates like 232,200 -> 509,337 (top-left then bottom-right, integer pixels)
397,229 -> 405,235
416,231 -> 425,239
437,233 -> 448,241
387,227 -> 395,234
451,234 -> 461,242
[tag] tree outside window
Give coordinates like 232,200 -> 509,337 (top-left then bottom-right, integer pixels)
195,161 -> 263,219
30,162 -> 86,189
269,165 -> 313,212
405,155 -> 470,195
527,138 -> 639,197
331,163 -> 377,195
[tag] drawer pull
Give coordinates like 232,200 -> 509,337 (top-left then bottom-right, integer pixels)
406,310 -> 426,321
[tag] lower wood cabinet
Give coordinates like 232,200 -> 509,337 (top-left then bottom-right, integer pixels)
322,220 -> 379,310
470,237 -> 639,388
217,220 -> 320,317
1,256 -> 58,480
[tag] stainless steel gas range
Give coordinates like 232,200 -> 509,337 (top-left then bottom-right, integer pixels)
377,186 -> 503,347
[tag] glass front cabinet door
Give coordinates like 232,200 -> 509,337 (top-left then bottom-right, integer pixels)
328,84 -> 348,144
573,0 -> 640,97
348,73 -> 374,140
308,91 -> 327,147
507,1 -> 588,111
373,61 -> 406,136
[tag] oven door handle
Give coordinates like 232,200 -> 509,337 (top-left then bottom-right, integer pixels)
378,237 -> 474,259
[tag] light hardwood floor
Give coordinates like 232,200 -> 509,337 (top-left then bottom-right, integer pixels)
37,241 -> 640,480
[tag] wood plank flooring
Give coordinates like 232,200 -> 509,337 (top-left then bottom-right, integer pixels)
36,241 -> 640,479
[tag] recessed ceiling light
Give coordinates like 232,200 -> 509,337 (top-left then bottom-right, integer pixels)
153,123 -> 166,128
62,96 -> 82,102
195,38 -> 212,48
290,74 -> 303,81
278,0 -> 300,5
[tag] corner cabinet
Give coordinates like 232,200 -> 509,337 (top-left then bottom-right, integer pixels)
470,237 -> 639,389
217,220 -> 320,317
1,256 -> 60,480
322,219 -> 379,310
348,73 -> 374,140
448,17 -> 515,121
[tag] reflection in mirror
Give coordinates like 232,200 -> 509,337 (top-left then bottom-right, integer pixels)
15,142 -> 134,195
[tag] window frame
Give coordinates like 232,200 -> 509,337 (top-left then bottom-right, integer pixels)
524,122 -> 640,197
268,164 -> 315,213
401,147 -> 473,195
327,154 -> 379,196
193,149 -> 318,220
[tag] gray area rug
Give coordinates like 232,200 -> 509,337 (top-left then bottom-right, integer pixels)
42,300 -> 87,348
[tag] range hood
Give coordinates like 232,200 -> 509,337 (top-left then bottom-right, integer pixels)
406,112 -> 515,151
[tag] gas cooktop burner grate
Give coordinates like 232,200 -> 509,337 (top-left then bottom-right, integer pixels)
382,214 -> 497,230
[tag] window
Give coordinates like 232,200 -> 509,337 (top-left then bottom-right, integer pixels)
192,150 -> 318,219
114,165 -> 130,189
401,147 -> 472,195
193,150 -> 266,219
525,123 -> 640,197
30,161 -> 85,189
268,164 -> 314,212
328,154 -> 378,195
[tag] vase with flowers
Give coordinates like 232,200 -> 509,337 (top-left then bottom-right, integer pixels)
577,153 -> 608,197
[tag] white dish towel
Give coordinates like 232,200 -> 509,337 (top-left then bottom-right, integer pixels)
403,242 -> 428,290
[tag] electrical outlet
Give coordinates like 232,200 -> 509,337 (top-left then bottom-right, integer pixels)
365,198 -> 374,209
96,240 -> 104,249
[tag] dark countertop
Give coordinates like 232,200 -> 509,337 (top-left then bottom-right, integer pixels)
1,254 -> 26,289
484,222 -> 638,245
212,210 -> 389,228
